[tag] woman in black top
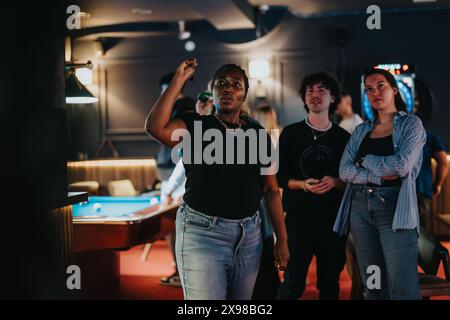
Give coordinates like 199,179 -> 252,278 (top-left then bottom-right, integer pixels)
145,59 -> 289,300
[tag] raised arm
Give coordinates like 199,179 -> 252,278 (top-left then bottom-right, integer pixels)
361,116 -> 426,177
339,127 -> 382,185
145,59 -> 197,147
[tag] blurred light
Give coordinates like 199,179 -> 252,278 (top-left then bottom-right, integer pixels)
66,96 -> 98,104
260,4 -> 269,13
131,8 -> 153,15
179,31 -> 191,40
249,60 -> 270,79
185,41 -> 196,52
66,69 -> 98,104
75,67 -> 93,85
402,64 -> 409,71
76,11 -> 91,19
178,20 -> 191,40
67,159 -> 156,168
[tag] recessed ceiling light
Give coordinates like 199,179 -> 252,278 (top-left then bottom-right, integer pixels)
412,0 -> 437,3
131,8 -> 153,15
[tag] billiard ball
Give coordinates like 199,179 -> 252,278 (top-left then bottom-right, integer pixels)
93,203 -> 102,212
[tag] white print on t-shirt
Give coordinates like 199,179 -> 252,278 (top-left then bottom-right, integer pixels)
170,121 -> 279,175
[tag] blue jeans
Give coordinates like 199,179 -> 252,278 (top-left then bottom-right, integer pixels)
350,185 -> 419,300
175,202 -> 263,300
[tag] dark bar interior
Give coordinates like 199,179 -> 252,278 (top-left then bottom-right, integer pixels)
2,0 -> 450,304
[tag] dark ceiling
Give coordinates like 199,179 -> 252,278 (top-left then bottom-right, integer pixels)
73,0 -> 450,41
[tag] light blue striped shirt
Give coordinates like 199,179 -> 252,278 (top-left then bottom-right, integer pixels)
333,111 -> 426,236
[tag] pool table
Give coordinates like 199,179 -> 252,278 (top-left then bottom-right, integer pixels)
70,194 -> 178,299
72,194 -> 178,252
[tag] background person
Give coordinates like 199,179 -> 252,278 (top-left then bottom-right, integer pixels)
413,82 -> 448,228
251,105 -> 283,300
335,91 -> 363,134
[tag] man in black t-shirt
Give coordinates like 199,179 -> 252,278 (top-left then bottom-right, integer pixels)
277,72 -> 350,300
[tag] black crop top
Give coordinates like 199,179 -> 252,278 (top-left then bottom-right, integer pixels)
356,132 -> 401,187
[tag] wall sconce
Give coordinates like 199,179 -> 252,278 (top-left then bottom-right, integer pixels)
249,60 -> 270,98
65,35 -> 98,104
65,60 -> 98,104
75,67 -> 93,85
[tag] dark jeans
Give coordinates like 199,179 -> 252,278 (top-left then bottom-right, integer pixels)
417,193 -> 431,229
252,236 -> 280,300
350,186 -> 419,300
278,215 -> 347,300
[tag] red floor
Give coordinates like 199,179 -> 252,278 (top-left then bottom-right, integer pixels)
117,240 -> 450,300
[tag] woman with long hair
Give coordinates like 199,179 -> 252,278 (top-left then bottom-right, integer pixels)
334,68 -> 426,299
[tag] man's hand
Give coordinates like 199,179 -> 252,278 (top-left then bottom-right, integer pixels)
161,193 -> 174,208
433,183 -> 442,196
303,178 -> 320,192
307,176 -> 338,194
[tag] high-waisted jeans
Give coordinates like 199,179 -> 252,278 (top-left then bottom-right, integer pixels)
175,202 -> 262,300
350,185 -> 419,300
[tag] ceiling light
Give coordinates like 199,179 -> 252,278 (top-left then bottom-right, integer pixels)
185,41 -> 196,52
178,20 -> 191,40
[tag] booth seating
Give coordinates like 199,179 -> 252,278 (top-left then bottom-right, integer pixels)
67,158 -> 157,195
68,181 -> 100,195
107,179 -> 138,197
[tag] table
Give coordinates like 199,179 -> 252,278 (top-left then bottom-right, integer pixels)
72,194 -> 177,252
71,194 -> 178,298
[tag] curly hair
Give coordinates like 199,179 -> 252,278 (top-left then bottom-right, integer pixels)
298,72 -> 341,115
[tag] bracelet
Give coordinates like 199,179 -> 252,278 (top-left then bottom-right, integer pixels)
303,181 -> 308,192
